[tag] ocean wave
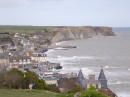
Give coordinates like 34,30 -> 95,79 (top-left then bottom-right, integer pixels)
57,56 -> 96,61
104,65 -> 110,69
45,49 -> 55,54
109,81 -> 130,85
82,68 -> 95,76
56,41 -> 66,45
54,47 -> 68,50
104,65 -> 121,69
128,68 -> 130,71
59,67 -> 94,77
117,92 -> 130,97
47,55 -> 101,64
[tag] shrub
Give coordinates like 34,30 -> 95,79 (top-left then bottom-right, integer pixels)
79,86 -> 109,97
35,79 -> 48,89
47,85 -> 60,93
57,93 -> 74,97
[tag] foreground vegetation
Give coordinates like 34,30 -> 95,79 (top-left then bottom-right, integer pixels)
0,69 -> 110,97
0,89 -> 57,97
79,87 -> 109,97
0,87 -> 109,97
0,68 -> 59,93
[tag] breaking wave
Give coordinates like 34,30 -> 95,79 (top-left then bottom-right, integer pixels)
109,81 -> 130,85
128,68 -> 130,71
117,92 -> 130,97
47,55 -> 97,63
57,56 -> 96,61
104,65 -> 121,69
45,49 -> 55,54
59,67 -> 94,77
55,41 -> 66,45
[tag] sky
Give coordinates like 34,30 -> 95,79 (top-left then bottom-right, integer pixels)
0,0 -> 130,27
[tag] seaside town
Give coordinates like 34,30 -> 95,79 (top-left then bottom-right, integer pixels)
0,32 -> 117,97
0,0 -> 130,97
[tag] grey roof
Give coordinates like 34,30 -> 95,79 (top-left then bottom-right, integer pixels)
43,76 -> 57,81
78,69 -> 85,80
98,69 -> 107,80
77,69 -> 87,89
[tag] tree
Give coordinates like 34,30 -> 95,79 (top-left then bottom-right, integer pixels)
23,71 -> 39,89
4,68 -> 24,89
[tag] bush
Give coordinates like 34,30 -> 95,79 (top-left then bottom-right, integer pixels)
57,93 -> 74,97
35,79 -> 48,89
79,86 -> 109,97
47,85 -> 60,93
68,86 -> 82,93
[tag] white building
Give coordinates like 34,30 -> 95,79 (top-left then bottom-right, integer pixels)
31,53 -> 47,63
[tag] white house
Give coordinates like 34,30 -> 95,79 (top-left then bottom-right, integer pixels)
31,53 -> 47,63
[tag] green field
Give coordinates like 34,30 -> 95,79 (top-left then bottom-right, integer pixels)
0,89 -> 57,97
0,26 -> 54,32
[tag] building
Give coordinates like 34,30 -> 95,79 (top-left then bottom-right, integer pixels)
31,53 -> 47,63
14,33 -> 21,38
57,68 -> 108,93
9,56 -> 31,68
42,71 -> 59,85
44,77 -> 58,85
21,38 -> 30,46
98,69 -> 108,89
77,69 -> 87,89
87,74 -> 98,89
76,69 -> 108,90
0,53 -> 9,65
57,78 -> 80,93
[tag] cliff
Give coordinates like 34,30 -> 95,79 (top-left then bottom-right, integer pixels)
50,26 -> 115,43
0,26 -> 115,44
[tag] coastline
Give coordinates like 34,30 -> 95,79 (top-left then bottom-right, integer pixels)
46,30 -> 130,97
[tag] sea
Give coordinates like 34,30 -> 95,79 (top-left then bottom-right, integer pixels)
46,27 -> 130,97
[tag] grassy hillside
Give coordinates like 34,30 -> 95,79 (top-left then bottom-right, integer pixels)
0,26 -> 46,31
0,89 -> 57,97
0,26 -> 54,35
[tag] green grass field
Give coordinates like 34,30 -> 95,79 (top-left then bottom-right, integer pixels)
0,26 -> 54,32
0,89 -> 57,97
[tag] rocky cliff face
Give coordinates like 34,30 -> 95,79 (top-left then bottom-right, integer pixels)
50,26 -> 115,43
0,26 -> 115,45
